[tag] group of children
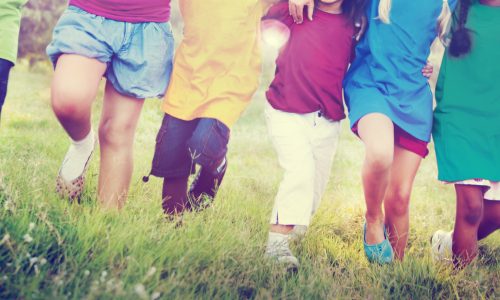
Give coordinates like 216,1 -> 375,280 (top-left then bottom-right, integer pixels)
1,0 -> 498,270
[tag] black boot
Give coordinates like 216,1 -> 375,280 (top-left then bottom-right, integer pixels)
189,158 -> 227,211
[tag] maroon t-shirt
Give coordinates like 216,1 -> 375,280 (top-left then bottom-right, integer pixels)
69,0 -> 171,23
265,2 -> 355,121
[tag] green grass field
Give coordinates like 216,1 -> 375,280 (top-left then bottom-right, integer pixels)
0,64 -> 498,299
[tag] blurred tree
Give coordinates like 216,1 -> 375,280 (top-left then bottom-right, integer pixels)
18,0 -> 66,64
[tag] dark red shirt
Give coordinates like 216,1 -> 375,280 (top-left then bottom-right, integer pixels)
265,2 -> 355,121
69,0 -> 170,23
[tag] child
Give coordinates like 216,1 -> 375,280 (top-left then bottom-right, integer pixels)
343,0 -> 457,263
0,0 -> 28,123
47,0 -> 174,209
263,0 -> 367,269
431,0 -> 500,268
146,0 -> 279,215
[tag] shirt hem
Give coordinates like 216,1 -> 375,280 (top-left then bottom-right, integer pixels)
162,105 -> 237,129
70,3 -> 170,23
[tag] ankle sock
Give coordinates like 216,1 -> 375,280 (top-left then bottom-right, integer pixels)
60,130 -> 95,181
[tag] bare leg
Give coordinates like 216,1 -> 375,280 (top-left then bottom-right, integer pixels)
51,55 -> 106,140
477,199 -> 500,240
453,185 -> 484,267
384,146 -> 422,260
98,82 -> 144,210
357,113 -> 394,244
162,176 -> 190,215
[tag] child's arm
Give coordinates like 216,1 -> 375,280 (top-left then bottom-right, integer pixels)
262,0 -> 282,7
262,1 -> 294,28
262,0 -> 284,17
288,0 -> 314,24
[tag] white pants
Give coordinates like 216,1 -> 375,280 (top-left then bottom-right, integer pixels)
265,103 -> 341,226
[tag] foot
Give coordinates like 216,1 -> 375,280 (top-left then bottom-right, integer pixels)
289,225 -> 308,243
363,223 -> 394,264
364,217 -> 386,245
430,230 -> 453,262
56,130 -> 96,201
189,157 -> 227,211
265,232 -> 299,272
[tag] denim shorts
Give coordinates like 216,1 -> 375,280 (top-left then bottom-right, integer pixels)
46,6 -> 174,99
150,114 -> 231,178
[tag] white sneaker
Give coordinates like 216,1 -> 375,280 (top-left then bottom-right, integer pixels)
289,225 -> 307,242
431,230 -> 453,262
265,232 -> 299,271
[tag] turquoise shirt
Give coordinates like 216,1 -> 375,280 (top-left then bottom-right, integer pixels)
433,3 -> 500,181
344,0 -> 457,142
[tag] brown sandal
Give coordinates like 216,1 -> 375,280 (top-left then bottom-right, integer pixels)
55,171 -> 89,202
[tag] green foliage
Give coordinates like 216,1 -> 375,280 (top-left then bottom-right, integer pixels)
0,67 -> 499,299
18,0 -> 66,63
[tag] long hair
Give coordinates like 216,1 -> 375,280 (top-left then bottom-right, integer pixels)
449,0 -> 472,56
314,0 -> 368,24
377,0 -> 452,43
342,0 -> 369,24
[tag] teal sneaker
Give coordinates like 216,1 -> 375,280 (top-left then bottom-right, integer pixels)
363,223 -> 394,264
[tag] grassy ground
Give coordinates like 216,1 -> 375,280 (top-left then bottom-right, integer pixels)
0,63 -> 498,299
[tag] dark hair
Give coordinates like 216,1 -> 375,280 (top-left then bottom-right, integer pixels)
314,0 -> 368,23
449,0 -> 472,57
342,0 -> 368,23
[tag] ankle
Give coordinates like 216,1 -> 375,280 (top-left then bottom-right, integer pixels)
365,213 -> 384,225
71,129 -> 94,145
271,224 -> 294,234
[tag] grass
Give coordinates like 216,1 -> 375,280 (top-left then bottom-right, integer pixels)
0,63 -> 498,299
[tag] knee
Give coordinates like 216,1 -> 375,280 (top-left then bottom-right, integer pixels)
366,146 -> 393,172
456,188 -> 484,226
386,187 -> 411,217
462,201 -> 483,226
98,117 -> 136,148
51,85 -> 92,119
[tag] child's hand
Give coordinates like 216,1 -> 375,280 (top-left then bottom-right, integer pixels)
354,16 -> 367,42
288,0 -> 314,24
422,61 -> 434,79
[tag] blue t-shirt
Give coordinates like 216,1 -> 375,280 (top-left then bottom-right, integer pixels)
344,0 -> 457,142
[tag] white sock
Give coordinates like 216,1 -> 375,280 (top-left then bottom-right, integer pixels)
60,130 -> 95,181
266,232 -> 290,256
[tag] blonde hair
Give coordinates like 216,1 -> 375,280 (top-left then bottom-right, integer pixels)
378,0 -> 452,43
